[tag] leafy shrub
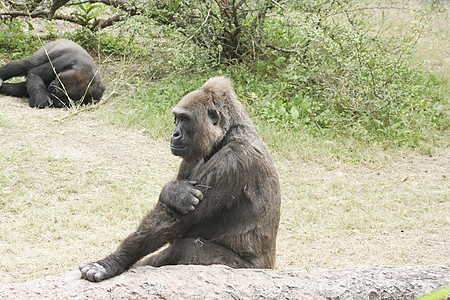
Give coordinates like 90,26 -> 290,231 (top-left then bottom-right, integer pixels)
0,19 -> 40,58
72,2 -> 102,27
145,0 -> 274,62
65,26 -> 134,56
132,1 -> 447,146
243,2 -> 448,146
0,1 -> 446,148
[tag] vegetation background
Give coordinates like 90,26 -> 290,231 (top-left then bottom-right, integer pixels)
0,0 -> 448,284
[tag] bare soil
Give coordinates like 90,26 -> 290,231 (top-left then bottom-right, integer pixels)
0,96 -> 448,283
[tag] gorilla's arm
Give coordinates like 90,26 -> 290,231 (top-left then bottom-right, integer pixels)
80,203 -> 186,282
79,167 -> 226,282
27,74 -> 52,108
178,141 -> 255,219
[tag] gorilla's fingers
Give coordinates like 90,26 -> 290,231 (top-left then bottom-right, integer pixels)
79,262 -> 107,282
187,181 -> 204,201
193,189 -> 204,201
175,206 -> 187,214
191,196 -> 199,206
79,263 -> 91,279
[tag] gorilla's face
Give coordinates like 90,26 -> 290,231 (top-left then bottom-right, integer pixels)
171,89 -> 227,162
171,107 -> 194,158
171,107 -> 221,162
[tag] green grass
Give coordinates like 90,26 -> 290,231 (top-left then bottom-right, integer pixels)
416,286 -> 450,300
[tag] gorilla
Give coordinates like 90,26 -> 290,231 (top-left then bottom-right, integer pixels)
80,76 -> 281,282
0,39 -> 105,108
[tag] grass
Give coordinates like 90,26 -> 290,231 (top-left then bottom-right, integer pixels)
417,286 -> 450,300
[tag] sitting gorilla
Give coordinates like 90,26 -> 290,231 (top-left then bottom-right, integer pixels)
80,76 -> 281,282
0,39 -> 105,108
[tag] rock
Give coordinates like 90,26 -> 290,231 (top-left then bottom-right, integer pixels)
0,265 -> 448,299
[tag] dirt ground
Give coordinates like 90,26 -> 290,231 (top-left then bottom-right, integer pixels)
0,95 -> 448,283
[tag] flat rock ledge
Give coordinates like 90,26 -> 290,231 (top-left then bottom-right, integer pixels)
0,265 -> 448,299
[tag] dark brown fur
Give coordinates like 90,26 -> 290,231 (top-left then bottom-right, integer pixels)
80,77 -> 281,282
0,39 -> 105,108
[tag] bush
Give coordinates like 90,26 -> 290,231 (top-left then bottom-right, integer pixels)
0,19 -> 40,58
144,0 -> 274,63
242,1 -> 448,146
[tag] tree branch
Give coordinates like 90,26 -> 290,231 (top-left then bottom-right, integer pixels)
88,0 -> 138,16
0,10 -> 85,26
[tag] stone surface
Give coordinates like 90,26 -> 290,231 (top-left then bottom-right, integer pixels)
0,265 -> 448,299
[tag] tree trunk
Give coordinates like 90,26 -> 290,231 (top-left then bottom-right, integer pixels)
0,265 -> 448,299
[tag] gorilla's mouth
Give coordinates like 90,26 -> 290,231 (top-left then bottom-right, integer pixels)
170,145 -> 187,154
170,144 -> 186,150
170,145 -> 188,157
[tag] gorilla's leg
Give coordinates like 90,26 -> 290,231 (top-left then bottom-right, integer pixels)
138,238 -> 252,268
0,47 -> 65,82
0,57 -> 60,103
0,59 -> 30,98
0,82 -> 29,98
26,74 -> 52,108
0,60 -> 29,81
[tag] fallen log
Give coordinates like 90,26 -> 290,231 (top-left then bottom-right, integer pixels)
0,265 -> 448,299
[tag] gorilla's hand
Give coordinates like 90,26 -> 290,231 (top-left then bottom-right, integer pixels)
79,260 -> 125,282
159,180 -> 204,214
48,79 -> 63,95
79,262 -> 107,282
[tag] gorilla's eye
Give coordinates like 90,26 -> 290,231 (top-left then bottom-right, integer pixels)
208,109 -> 219,126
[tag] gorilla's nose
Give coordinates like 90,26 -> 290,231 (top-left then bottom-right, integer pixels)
172,128 -> 182,141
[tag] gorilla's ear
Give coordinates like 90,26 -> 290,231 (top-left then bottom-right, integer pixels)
208,109 -> 219,126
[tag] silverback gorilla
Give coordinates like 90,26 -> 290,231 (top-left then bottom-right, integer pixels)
79,77 -> 281,282
0,39 -> 105,108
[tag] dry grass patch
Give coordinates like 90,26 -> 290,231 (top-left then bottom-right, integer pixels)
275,150 -> 449,269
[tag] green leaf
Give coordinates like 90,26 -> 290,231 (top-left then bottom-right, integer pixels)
290,106 -> 299,119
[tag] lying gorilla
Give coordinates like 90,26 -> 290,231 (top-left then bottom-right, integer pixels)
0,39 -> 105,108
80,76 -> 281,282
